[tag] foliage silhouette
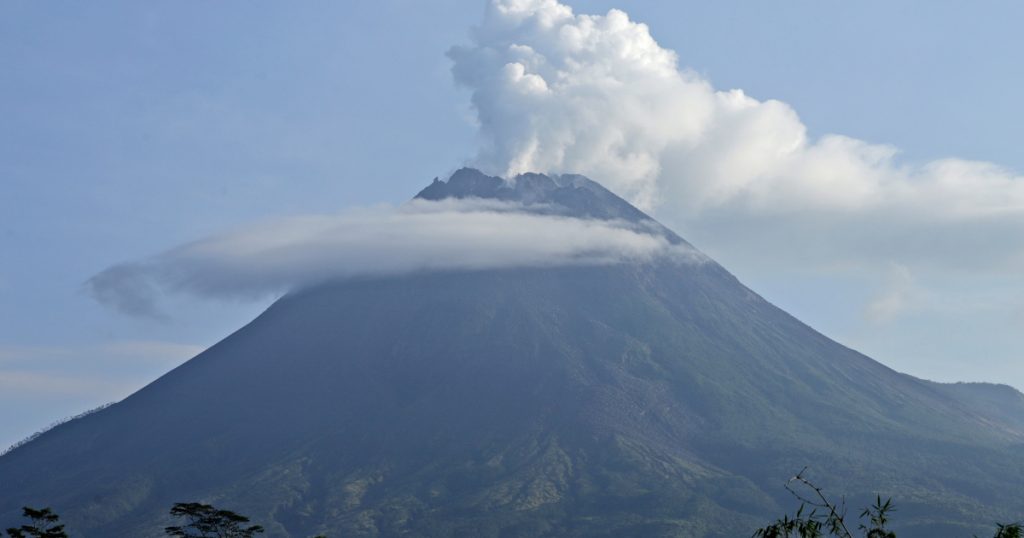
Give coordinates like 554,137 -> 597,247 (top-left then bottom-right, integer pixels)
4,506 -> 67,538
754,468 -> 1020,538
989,522 -> 1024,538
164,502 -> 265,537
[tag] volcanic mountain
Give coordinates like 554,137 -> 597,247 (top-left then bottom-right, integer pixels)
2,169 -> 1024,537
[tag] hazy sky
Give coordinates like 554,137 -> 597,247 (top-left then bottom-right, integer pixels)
3,0 -> 1023,449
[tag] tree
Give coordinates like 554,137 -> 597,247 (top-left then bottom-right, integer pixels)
992,523 -> 1024,538
164,502 -> 264,538
5,506 -> 68,538
754,468 -> 1020,538
753,468 -> 894,538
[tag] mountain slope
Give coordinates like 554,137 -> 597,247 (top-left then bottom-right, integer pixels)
2,170 -> 1023,537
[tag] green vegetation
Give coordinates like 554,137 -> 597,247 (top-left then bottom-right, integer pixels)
754,469 -> 1022,538
4,264 -> 1024,536
2,489 -> 1022,538
165,502 -> 265,537
0,503 -> 331,537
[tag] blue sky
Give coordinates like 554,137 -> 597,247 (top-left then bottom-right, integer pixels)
3,0 -> 1023,449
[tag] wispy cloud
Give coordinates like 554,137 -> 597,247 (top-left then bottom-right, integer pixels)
88,199 -> 696,317
0,341 -> 205,364
864,264 -> 923,324
0,339 -> 203,419
0,370 -> 136,397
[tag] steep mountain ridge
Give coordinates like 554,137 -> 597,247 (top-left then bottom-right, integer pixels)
2,170 -> 1023,537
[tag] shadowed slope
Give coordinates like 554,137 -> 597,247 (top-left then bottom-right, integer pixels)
2,170 -> 1023,537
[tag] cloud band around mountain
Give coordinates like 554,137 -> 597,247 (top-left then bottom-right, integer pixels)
88,199 -> 699,317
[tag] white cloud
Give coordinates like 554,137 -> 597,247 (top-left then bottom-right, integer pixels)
88,199 -> 698,317
450,0 -> 1024,272
864,264 -> 922,323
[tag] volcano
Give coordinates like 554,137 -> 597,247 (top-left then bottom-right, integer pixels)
2,169 -> 1023,537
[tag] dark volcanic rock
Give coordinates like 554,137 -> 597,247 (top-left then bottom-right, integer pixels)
2,170 -> 1023,537
417,168 -> 665,229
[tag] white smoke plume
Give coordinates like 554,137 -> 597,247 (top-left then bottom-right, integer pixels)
450,0 -> 1024,273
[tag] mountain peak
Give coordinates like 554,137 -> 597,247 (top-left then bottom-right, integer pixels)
6,167 -> 1024,536
416,168 -> 683,242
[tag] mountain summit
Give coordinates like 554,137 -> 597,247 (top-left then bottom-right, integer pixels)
2,170 -> 1023,537
417,168 -> 685,245
418,168 -> 655,223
